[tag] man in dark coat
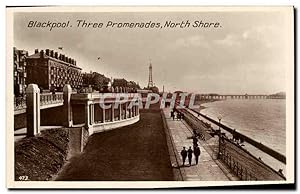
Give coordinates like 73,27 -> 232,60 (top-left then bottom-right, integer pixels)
180,147 -> 187,166
187,146 -> 193,166
171,111 -> 175,120
194,145 -> 201,165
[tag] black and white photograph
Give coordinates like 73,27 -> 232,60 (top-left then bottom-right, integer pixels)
6,6 -> 295,188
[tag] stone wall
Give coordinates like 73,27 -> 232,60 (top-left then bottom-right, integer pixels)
40,106 -> 64,126
14,113 -> 26,130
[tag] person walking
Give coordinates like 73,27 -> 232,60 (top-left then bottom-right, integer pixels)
171,110 -> 175,120
177,112 -> 180,120
194,145 -> 201,165
192,135 -> 198,145
187,146 -> 193,166
180,147 -> 187,166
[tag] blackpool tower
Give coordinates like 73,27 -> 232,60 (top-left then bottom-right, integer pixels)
147,62 -> 154,88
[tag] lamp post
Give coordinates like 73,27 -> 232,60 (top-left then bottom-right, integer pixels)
217,115 -> 222,159
217,116 -> 222,131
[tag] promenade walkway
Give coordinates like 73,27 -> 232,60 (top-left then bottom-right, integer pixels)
162,108 -> 238,181
56,109 -> 173,181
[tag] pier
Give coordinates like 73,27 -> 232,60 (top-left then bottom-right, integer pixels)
196,94 -> 285,100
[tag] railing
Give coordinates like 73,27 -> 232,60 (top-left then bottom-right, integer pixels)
40,93 -> 64,107
14,96 -> 27,111
14,93 -> 64,114
219,137 -> 285,181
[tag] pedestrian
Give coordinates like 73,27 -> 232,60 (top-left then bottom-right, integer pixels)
192,136 -> 198,146
171,111 -> 175,120
193,129 -> 197,136
187,146 -> 193,166
194,145 -> 201,165
180,147 -> 187,166
177,112 -> 181,120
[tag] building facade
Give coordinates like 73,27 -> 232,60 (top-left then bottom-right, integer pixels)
14,47 -> 28,96
82,71 -> 110,92
26,49 -> 83,92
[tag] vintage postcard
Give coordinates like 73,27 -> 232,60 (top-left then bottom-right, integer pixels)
6,6 -> 294,188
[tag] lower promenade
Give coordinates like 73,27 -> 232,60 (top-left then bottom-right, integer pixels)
162,107 -> 239,181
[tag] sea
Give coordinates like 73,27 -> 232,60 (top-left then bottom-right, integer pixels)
197,99 -> 286,172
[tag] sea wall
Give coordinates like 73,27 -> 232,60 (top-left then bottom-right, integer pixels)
14,113 -> 26,130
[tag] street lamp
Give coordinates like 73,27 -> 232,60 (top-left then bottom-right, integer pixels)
217,115 -> 222,159
217,115 -> 222,131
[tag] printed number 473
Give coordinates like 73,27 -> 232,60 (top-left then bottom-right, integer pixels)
18,176 -> 29,181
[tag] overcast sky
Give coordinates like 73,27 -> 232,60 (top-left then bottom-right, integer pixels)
13,9 -> 292,94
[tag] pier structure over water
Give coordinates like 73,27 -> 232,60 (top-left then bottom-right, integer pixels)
197,94 -> 285,100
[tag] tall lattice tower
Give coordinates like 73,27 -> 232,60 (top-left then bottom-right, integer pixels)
147,62 -> 154,88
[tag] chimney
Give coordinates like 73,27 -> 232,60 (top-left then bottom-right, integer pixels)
62,54 -> 65,61
65,56 -> 68,63
35,49 -> 39,54
71,59 -> 74,65
50,50 -> 54,57
40,50 -> 44,58
54,52 -> 58,59
69,58 -> 72,64
45,49 -> 50,56
59,54 -> 62,60
74,60 -> 76,66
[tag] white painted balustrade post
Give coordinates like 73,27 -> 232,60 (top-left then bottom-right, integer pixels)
111,103 -> 115,122
119,103 -> 122,120
124,102 -> 127,119
102,105 -> 106,123
26,84 -> 40,137
63,84 -> 73,127
90,104 -> 94,125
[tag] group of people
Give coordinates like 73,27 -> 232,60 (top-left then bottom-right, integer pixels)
170,109 -> 184,121
180,131 -> 201,167
180,145 -> 201,166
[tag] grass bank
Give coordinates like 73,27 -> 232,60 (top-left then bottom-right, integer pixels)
15,128 -> 70,181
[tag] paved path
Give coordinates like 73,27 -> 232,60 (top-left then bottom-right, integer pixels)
163,108 -> 237,181
56,110 -> 173,181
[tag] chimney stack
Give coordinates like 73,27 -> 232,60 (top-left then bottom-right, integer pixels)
35,49 -> 39,54
50,50 -> 54,57
40,50 -> 44,58
45,49 -> 50,56
54,52 -> 58,59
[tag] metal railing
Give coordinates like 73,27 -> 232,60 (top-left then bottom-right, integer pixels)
14,96 -> 27,111
218,137 -> 285,181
